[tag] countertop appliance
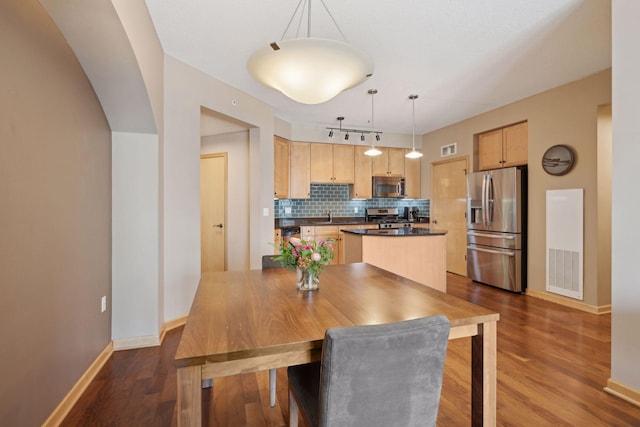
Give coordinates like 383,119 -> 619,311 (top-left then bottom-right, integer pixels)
466,166 -> 527,293
366,208 -> 413,229
372,176 -> 406,198
404,207 -> 419,221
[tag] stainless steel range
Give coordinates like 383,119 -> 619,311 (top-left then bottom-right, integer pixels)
365,208 -> 413,229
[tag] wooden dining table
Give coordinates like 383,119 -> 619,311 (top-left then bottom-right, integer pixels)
175,263 -> 499,427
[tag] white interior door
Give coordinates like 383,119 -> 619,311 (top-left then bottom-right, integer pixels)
201,153 -> 226,273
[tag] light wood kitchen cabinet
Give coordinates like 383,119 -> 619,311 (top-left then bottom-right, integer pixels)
314,225 -> 340,265
274,229 -> 282,254
404,149 -> 421,199
310,143 -> 355,184
372,147 -> 405,176
350,145 -> 372,199
274,136 -> 289,198
478,121 -> 528,170
289,141 -> 311,199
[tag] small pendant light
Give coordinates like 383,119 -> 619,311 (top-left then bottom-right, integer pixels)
364,89 -> 382,156
405,94 -> 423,159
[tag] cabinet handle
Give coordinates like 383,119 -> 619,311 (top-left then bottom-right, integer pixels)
213,223 -> 223,228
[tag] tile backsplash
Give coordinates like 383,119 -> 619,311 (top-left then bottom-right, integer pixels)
274,184 -> 429,218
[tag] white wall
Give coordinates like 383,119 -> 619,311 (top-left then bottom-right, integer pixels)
201,131 -> 251,271
112,132 -> 160,346
611,0 -> 640,392
163,55 -> 274,321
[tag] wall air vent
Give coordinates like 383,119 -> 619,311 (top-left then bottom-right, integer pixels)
546,189 -> 583,300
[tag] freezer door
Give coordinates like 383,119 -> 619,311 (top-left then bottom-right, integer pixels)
467,244 -> 524,292
467,230 -> 522,250
466,167 -> 523,233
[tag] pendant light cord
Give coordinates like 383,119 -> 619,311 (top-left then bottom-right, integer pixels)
280,0 -> 348,42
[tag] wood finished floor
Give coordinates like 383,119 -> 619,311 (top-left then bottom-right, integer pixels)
61,274 -> 640,426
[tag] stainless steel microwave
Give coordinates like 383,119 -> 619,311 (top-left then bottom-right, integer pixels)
372,176 -> 406,198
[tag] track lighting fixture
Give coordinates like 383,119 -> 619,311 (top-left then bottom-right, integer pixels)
325,115 -> 382,141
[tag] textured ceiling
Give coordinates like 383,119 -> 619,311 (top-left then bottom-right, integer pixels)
145,0 -> 610,135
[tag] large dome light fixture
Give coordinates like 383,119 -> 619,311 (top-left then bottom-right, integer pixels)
405,94 -> 424,159
247,0 -> 374,105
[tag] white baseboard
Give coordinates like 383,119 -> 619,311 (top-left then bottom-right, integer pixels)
112,334 -> 161,351
525,289 -> 611,314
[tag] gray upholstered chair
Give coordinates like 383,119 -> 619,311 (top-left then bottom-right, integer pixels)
262,254 -> 284,407
287,315 -> 450,427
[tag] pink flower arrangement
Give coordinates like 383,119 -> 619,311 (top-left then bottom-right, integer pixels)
274,237 -> 335,274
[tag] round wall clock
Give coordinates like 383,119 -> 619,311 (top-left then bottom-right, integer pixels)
542,144 -> 575,176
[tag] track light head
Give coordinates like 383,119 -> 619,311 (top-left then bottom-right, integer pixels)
344,133 -> 349,141
328,130 -> 334,138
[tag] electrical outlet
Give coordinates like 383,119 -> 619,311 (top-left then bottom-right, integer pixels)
284,207 -> 292,214
354,207 -> 358,213
101,296 -> 107,313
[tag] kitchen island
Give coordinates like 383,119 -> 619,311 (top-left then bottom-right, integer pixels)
342,228 -> 448,292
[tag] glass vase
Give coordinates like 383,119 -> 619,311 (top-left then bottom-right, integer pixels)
296,267 -> 319,291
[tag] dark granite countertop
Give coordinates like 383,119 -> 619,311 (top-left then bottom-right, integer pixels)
342,228 -> 446,237
275,216 -> 430,229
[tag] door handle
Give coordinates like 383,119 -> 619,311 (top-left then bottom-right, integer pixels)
213,224 -> 223,228
432,219 -> 438,224
467,246 -> 514,256
467,232 -> 515,240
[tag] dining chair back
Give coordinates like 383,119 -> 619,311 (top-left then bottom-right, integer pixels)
288,315 -> 451,427
262,254 -> 282,269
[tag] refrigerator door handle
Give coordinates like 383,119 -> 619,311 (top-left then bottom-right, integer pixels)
481,174 -> 488,225
467,245 -> 515,257
467,231 -> 516,240
487,174 -> 494,224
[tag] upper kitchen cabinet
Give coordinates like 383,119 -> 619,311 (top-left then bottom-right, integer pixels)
274,136 -> 289,198
404,149 -> 421,199
350,145 -> 373,199
372,147 -> 405,176
478,121 -> 528,171
310,143 -> 355,184
289,141 -> 311,199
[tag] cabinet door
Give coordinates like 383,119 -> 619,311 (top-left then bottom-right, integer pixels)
289,141 -> 311,199
404,149 -> 421,199
351,146 -> 372,199
274,137 -> 289,198
478,129 -> 504,170
371,148 -> 390,176
332,144 -> 355,183
274,229 -> 282,254
388,148 -> 405,176
310,143 -> 333,183
503,122 -> 528,167
315,226 -> 340,265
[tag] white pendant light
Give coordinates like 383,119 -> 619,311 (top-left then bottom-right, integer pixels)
364,89 -> 382,157
405,94 -> 424,159
247,0 -> 374,105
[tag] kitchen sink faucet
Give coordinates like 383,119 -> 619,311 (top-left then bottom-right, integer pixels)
327,210 -> 332,222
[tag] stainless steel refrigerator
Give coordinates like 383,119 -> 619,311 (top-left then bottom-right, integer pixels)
466,166 -> 527,292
